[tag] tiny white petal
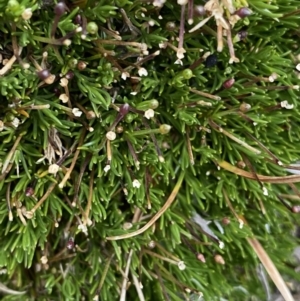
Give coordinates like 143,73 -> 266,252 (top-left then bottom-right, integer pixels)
22,8 -> 32,20
12,118 -> 20,128
176,47 -> 186,59
148,20 -> 155,27
177,261 -> 186,270
153,0 -> 166,7
219,241 -> 225,249
41,256 -> 48,264
130,91 -> 138,95
72,108 -> 83,117
63,39 -> 72,46
104,165 -> 111,173
59,93 -> 69,103
174,59 -> 183,65
132,179 -> 141,188
177,0 -> 188,5
144,109 -> 155,119
48,164 -> 60,174
60,78 -> 68,87
296,63 -> 300,72
262,187 -> 268,196
280,100 -> 294,109
78,224 -> 88,234
138,67 -> 148,77
238,218 -> 244,229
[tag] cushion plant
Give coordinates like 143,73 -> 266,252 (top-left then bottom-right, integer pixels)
0,0 -> 300,300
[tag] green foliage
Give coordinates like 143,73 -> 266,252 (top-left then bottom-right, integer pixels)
0,0 -> 300,300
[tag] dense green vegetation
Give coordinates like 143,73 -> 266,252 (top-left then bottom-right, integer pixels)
0,0 -> 300,300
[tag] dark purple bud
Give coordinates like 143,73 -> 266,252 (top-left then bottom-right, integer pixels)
66,237 -> 75,250
292,205 -> 300,213
25,187 -> 34,197
54,2 -> 66,17
74,14 -> 82,25
223,78 -> 235,89
194,5 -> 206,17
205,54 -> 218,68
235,7 -> 252,18
37,69 -> 50,80
119,103 -> 130,117
53,87 -> 61,97
238,30 -> 248,40
65,71 -> 74,80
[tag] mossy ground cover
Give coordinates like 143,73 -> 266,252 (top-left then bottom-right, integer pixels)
0,0 -> 300,300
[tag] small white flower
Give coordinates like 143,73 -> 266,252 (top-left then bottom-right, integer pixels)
262,186 -> 268,196
132,179 -> 141,188
177,261 -> 186,270
296,63 -> 300,72
41,255 -> 48,265
177,0 -> 188,5
60,78 -> 68,87
219,241 -> 225,249
153,0 -> 166,7
106,131 -> 116,141
268,72 -> 278,82
121,72 -> 129,80
104,165 -> 111,173
159,42 -> 168,49
138,67 -> 148,77
280,100 -> 294,109
123,222 -> 133,230
144,109 -> 154,119
22,8 -> 32,20
72,108 -> 83,117
238,218 -> 244,229
174,59 -> 183,65
59,93 -> 69,103
12,118 -> 20,128
148,20 -> 155,27
63,39 -> 72,46
176,47 -> 186,60
86,218 -> 93,226
48,164 -> 60,174
78,223 -> 88,235
130,91 -> 138,95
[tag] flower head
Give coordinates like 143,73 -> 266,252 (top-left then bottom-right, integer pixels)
133,179 -> 141,188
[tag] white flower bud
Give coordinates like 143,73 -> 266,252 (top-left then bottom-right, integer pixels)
48,164 -> 60,174
138,67 -> 148,77
144,109 -> 154,119
104,165 -> 111,173
59,93 -> 69,103
106,131 -> 116,141
177,261 -> 186,270
60,78 -> 68,87
41,256 -> 48,265
22,8 -> 32,20
280,100 -> 294,109
132,179 -> 141,188
72,108 -> 83,117
12,118 -> 20,128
